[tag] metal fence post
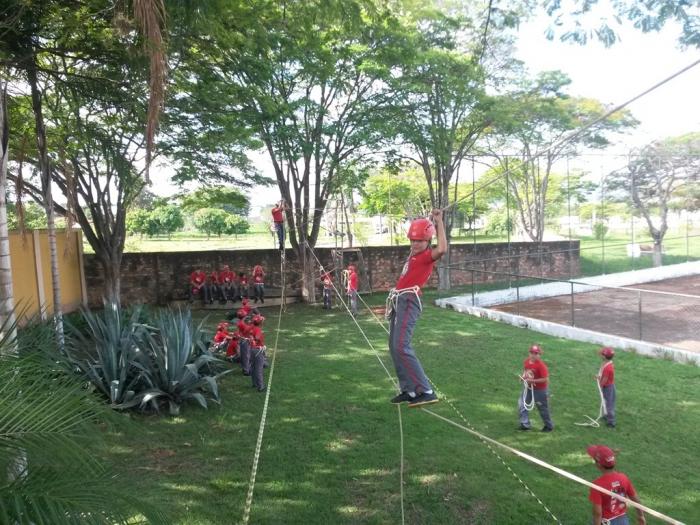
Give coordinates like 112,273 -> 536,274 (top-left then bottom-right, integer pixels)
516,281 -> 520,316
471,269 -> 475,306
638,290 -> 643,340
570,282 -> 575,326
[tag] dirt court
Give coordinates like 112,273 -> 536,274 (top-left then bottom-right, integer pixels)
492,274 -> 700,353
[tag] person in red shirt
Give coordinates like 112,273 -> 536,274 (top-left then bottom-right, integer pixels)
321,270 -> 333,310
219,265 -> 236,302
271,199 -> 287,250
236,309 -> 252,376
587,445 -> 646,525
249,314 -> 267,392
252,265 -> 265,304
346,264 -> 359,315
518,344 -> 554,432
597,347 -> 617,428
189,268 -> 209,304
237,271 -> 249,301
387,209 -> 446,408
211,321 -> 230,353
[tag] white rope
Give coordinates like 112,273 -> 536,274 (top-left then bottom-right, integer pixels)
575,363 -> 609,427
422,408 -> 685,525
241,251 -> 286,525
520,375 -> 536,412
306,242 -> 406,525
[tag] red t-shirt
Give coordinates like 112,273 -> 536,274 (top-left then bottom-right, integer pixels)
219,270 -> 235,284
239,276 -> 249,286
208,271 -> 219,284
599,361 -> 615,387
589,472 -> 637,520
237,320 -> 251,338
395,248 -> 435,290
347,271 -> 358,292
253,266 -> 264,277
250,325 -> 265,348
213,330 -> 228,344
254,274 -> 264,284
190,270 -> 206,285
271,207 -> 284,222
522,358 -> 549,390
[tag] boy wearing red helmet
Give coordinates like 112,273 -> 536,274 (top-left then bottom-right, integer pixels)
236,308 -> 252,376
271,199 -> 287,251
518,344 -> 554,432
587,445 -> 646,525
346,264 -> 359,315
250,314 -> 267,391
387,209 -> 446,408
598,347 -> 616,428
321,270 -> 333,310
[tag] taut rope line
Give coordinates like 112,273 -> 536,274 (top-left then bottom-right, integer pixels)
422,408 -> 685,525
240,251 -> 287,525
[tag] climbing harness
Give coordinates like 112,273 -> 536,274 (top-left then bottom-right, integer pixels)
384,286 -> 422,320
575,363 -> 609,427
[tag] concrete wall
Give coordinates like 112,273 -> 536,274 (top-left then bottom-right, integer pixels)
84,240 -> 579,307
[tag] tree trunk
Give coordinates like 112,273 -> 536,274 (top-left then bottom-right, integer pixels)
25,50 -> 64,347
100,254 -> 122,306
299,243 -> 317,303
0,83 -> 17,345
652,239 -> 663,267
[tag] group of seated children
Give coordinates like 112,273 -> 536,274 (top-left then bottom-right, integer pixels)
210,298 -> 268,392
190,264 -> 266,305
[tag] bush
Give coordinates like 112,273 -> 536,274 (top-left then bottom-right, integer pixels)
65,305 -> 229,415
593,221 -> 609,240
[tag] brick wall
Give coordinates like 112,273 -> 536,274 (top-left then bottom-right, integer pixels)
84,241 -> 579,306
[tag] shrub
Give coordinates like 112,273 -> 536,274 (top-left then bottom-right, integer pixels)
593,221 -> 608,240
65,305 -> 229,415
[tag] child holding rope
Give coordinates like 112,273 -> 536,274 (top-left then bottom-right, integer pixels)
249,314 -> 267,392
597,347 -> 616,428
346,264 -> 359,316
321,270 -> 333,310
587,445 -> 646,525
387,209 -> 446,408
518,344 -> 554,432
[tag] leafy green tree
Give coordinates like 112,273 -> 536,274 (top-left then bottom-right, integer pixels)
543,0 -> 700,48
606,132 -> 700,266
125,209 -> 150,237
360,168 -> 431,218
193,208 -> 229,238
151,204 -> 184,238
180,186 -> 250,217
224,214 -> 249,237
482,70 -> 637,242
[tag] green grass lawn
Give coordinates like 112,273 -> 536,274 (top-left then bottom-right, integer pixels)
96,294 -> 700,524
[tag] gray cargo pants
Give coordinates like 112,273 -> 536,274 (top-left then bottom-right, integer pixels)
388,292 -> 431,395
518,388 -> 554,430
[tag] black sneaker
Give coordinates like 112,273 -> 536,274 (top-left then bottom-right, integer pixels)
390,392 -> 412,404
518,424 -> 531,431
541,426 -> 553,432
408,392 -> 439,408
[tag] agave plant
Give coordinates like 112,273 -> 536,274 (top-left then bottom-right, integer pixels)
65,304 -> 151,407
135,308 -> 230,415
0,316 -> 167,524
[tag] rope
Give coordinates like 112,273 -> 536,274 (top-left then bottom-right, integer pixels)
519,373 -> 536,412
422,408 -> 685,525
240,250 -> 286,525
305,241 -> 405,525
575,364 -> 609,428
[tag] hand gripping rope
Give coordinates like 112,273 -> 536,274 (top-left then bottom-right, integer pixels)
519,371 -> 536,412
305,241 -> 688,524
240,248 -> 286,525
575,364 -> 608,428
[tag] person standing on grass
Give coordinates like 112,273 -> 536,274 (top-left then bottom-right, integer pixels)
597,346 -> 617,428
587,445 -> 646,525
252,264 -> 265,304
271,199 -> 287,251
249,314 -> 267,392
517,344 -> 554,432
321,270 -> 333,310
387,209 -> 446,409
346,264 -> 359,315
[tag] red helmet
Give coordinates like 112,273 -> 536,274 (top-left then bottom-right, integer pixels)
252,314 -> 265,325
407,218 -> 435,241
599,347 -> 615,358
529,344 -> 542,355
236,308 -> 246,319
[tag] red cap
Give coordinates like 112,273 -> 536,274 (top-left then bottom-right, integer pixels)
252,314 -> 265,325
587,445 -> 616,468
529,344 -> 542,354
407,218 -> 435,241
217,321 -> 229,329
599,347 -> 615,358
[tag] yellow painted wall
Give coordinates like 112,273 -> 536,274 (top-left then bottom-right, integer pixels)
9,229 -> 84,322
